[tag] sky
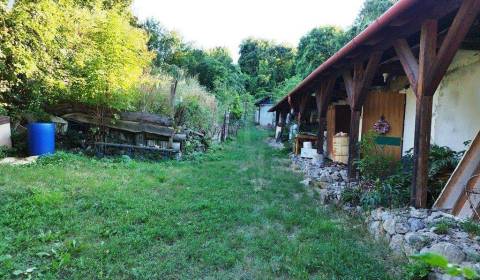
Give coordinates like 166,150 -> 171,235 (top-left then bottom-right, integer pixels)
132,0 -> 365,62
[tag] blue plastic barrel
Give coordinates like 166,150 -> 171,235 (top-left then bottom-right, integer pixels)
28,123 -> 55,156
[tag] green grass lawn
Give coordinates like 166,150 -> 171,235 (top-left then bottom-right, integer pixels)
0,128 -> 404,279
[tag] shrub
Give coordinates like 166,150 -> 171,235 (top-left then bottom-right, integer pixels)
403,145 -> 462,206
408,253 -> 478,280
431,218 -> 456,235
403,259 -> 431,280
461,220 -> 480,237
357,131 -> 398,180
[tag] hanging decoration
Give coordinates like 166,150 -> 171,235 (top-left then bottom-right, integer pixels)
373,116 -> 390,135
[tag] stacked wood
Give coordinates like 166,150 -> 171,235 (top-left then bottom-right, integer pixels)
62,113 -> 174,137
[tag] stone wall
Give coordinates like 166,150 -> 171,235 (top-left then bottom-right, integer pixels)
287,153 -> 480,279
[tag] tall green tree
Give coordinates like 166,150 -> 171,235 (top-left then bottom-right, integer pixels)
345,0 -> 397,40
238,38 -> 295,97
295,26 -> 344,79
0,0 -> 152,115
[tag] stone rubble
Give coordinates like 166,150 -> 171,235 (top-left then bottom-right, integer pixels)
266,138 -> 285,150
289,154 -> 480,279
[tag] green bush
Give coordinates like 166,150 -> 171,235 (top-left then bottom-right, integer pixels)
403,259 -> 431,280
461,220 -> 480,237
407,253 -> 479,280
431,218 -> 456,235
357,131 -> 398,180
403,145 -> 462,207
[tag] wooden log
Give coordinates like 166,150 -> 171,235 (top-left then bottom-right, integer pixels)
119,112 -> 173,127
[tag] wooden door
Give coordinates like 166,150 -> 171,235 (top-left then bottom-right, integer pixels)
361,91 -> 406,160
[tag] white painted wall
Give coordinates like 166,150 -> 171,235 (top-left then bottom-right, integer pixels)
402,50 -> 480,154
258,105 -> 275,127
0,123 -> 12,148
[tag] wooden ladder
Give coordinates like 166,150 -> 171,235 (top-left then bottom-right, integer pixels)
434,130 -> 480,220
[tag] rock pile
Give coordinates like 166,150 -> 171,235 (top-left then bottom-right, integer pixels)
367,207 -> 480,276
291,155 -> 350,205
266,138 -> 284,150
288,153 -> 480,279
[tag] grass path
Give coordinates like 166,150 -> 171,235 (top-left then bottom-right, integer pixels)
0,128 -> 403,279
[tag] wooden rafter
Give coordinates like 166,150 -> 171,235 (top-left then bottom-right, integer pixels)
426,0 -> 480,96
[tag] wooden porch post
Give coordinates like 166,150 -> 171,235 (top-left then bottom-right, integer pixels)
297,94 -> 309,130
315,77 -> 336,155
277,110 -> 288,142
342,52 -> 383,181
393,0 -> 480,207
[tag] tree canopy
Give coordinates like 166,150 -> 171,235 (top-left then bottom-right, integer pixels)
0,0 -> 152,115
238,38 -> 295,97
295,26 -> 344,79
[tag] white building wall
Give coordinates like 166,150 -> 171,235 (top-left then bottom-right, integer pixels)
0,123 -> 12,148
258,105 -> 275,127
402,50 -> 480,154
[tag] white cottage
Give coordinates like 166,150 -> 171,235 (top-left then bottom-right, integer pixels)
254,96 -> 275,127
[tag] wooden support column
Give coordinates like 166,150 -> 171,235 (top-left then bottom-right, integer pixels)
315,76 -> 336,155
275,110 -> 280,127
342,52 -> 383,181
393,0 -> 480,208
297,94 -> 309,130
276,110 -> 288,142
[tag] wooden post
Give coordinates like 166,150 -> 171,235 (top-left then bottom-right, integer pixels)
317,117 -> 326,154
297,94 -> 309,130
348,110 -> 361,179
315,76 -> 336,155
277,111 -> 288,142
342,52 -> 383,181
393,0 -> 480,207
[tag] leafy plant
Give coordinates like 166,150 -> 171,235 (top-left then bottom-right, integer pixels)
357,131 -> 398,180
461,220 -> 480,237
403,259 -> 431,280
410,253 -> 478,280
431,218 -> 456,235
403,145 -> 462,206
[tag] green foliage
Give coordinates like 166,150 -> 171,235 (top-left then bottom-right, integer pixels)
345,0 -> 398,40
295,26 -> 344,78
175,77 -> 217,134
461,220 -> 480,237
410,253 -> 478,279
272,75 -> 303,101
403,259 -> 431,280
432,218 -> 455,235
403,145 -> 462,206
0,146 -> 8,159
1,0 -> 153,115
239,38 -> 295,97
358,131 -> 398,180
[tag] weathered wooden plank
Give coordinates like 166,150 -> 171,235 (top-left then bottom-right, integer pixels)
63,113 -> 175,137
120,112 -> 173,127
434,130 -> 480,219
